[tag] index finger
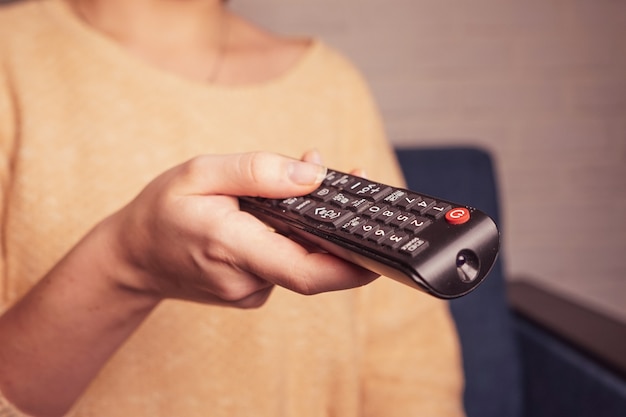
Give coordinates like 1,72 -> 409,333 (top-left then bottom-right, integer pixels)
233,214 -> 379,295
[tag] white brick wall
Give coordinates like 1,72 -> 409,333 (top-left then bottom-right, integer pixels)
232,0 -> 626,321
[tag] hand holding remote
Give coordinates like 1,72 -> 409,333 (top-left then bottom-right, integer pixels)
107,151 -> 378,308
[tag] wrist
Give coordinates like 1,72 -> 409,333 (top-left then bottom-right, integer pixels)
86,214 -> 164,308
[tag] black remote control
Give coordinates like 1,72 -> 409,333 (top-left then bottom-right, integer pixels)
239,169 -> 500,299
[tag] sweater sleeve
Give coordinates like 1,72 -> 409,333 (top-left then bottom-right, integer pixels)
329,51 -> 466,416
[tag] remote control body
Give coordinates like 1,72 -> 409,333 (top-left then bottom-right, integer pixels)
239,169 -> 499,299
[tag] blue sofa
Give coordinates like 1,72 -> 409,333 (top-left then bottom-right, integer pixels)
395,146 -> 626,417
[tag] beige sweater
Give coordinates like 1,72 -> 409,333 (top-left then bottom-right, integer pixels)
0,1 -> 464,415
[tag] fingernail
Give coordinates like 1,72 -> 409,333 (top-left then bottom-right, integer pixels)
289,161 -> 327,186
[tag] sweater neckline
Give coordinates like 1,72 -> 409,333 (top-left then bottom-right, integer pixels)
41,0 -> 323,94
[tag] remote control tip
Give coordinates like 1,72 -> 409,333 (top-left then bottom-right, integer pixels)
456,250 -> 480,283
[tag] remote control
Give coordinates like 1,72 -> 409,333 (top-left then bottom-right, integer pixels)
239,169 -> 500,299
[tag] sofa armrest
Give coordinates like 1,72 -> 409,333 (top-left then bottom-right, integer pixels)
508,280 -> 626,417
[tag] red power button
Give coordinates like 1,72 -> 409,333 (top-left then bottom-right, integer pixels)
445,207 -> 471,225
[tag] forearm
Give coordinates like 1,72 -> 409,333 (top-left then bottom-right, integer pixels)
0,220 -> 161,417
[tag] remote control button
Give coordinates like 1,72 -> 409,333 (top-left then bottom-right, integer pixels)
353,219 -> 379,238
381,231 -> 411,249
323,171 -> 349,187
396,192 -> 423,210
303,205 -> 353,227
403,216 -> 432,234
310,187 -> 337,202
389,212 -> 415,228
329,192 -> 352,208
445,207 -> 471,225
424,203 -> 451,219
383,190 -> 408,204
292,198 -> 316,213
399,237 -> 429,257
411,197 -> 436,214
348,198 -> 372,213
279,197 -> 305,211
377,208 -> 401,224
339,216 -> 367,233
367,224 -> 394,243
346,180 -> 393,202
330,174 -> 352,188
363,203 -> 389,219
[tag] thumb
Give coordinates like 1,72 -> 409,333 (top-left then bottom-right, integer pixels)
174,152 -> 327,198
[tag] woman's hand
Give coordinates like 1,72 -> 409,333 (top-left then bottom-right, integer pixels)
106,151 -> 378,308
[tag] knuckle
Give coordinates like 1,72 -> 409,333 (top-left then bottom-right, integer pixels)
287,263 -> 317,296
168,156 -> 209,192
181,155 -> 210,179
239,151 -> 276,186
